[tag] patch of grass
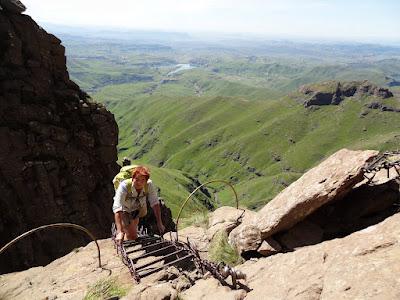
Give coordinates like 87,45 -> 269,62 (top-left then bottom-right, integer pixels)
208,231 -> 243,266
176,293 -> 185,300
83,277 -> 128,300
178,210 -> 209,229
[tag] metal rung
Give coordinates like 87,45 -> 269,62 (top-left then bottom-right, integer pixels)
126,240 -> 169,254
132,244 -> 176,262
112,229 -> 247,288
124,239 -> 162,250
136,249 -> 186,271
123,238 -> 162,249
124,235 -> 160,243
138,254 -> 194,278
123,236 -> 161,247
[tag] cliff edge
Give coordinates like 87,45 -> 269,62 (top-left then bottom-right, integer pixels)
0,1 -> 119,273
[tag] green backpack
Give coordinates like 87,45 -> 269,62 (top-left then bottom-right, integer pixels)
113,165 -> 148,194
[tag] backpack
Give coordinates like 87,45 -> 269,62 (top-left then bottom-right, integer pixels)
113,165 -> 148,194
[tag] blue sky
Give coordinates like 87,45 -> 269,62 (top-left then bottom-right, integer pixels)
23,0 -> 400,42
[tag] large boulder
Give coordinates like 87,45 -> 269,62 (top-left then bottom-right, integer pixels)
256,149 -> 378,238
229,149 -> 378,253
181,277 -> 246,300
228,224 -> 262,254
164,226 -> 210,256
207,206 -> 256,240
124,282 -> 178,300
239,213 -> 400,299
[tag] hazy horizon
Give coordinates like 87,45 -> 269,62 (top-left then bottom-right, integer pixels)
22,0 -> 400,44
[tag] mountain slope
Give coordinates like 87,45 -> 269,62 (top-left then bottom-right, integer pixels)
145,165 -> 213,217
94,81 -> 400,209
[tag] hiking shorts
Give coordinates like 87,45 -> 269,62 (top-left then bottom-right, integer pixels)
121,205 -> 147,226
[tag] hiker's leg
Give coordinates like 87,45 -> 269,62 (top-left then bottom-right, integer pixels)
125,217 -> 139,240
120,211 -> 131,233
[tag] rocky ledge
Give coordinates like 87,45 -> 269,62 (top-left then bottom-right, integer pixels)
298,80 -> 393,107
1,148 -> 399,299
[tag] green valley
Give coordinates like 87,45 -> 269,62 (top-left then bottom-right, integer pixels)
56,28 -> 400,216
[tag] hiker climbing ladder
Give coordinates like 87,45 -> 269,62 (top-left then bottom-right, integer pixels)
112,224 -> 195,282
111,224 -> 246,288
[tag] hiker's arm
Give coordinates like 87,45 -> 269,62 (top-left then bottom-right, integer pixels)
114,211 -> 125,244
113,182 -> 128,240
114,211 -> 124,233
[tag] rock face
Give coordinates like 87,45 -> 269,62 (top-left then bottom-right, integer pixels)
0,7 -> 119,273
207,206 -> 256,240
181,277 -> 246,300
229,224 -> 262,254
239,213 -> 400,300
229,149 -> 378,252
0,0 -> 26,14
125,282 -> 178,300
0,239 -> 132,300
0,146 -> 399,298
366,101 -> 400,112
298,80 -> 394,107
1,213 -> 399,299
165,226 -> 209,255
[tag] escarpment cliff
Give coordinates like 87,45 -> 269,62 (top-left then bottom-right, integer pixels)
0,4 -> 119,273
298,80 -> 394,107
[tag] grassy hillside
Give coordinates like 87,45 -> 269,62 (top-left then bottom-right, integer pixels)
126,165 -> 213,218
62,33 -> 400,96
69,54 -> 400,96
59,34 -> 400,213
94,82 -> 400,210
